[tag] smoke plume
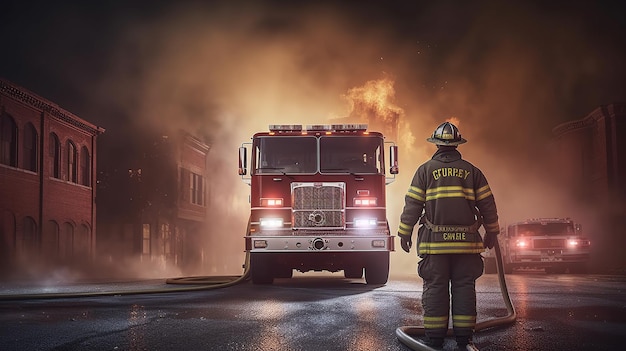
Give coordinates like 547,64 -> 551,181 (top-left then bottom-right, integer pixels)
24,0 -> 622,277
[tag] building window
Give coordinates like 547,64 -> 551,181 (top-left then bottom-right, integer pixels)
22,216 -> 39,254
75,224 -> 91,258
43,220 -> 59,259
60,222 -> 74,259
2,211 -> 17,258
190,172 -> 205,206
80,146 -> 90,186
67,141 -> 77,182
142,224 -> 151,255
160,223 -> 171,256
0,114 -> 18,167
23,123 -> 38,172
49,133 -> 61,178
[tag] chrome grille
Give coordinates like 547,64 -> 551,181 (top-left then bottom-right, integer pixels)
533,238 -> 566,249
292,182 -> 345,228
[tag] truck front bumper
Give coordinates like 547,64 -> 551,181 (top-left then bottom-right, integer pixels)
245,235 -> 394,252
512,250 -> 590,264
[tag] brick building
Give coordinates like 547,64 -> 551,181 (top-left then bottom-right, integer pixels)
552,103 -> 625,209
551,103 -> 626,270
0,78 -> 104,277
96,128 -> 211,276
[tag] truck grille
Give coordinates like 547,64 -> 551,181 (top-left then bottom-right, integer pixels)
533,238 -> 566,249
292,182 -> 345,228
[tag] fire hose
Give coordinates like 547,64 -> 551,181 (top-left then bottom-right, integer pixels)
0,253 -> 251,301
0,239 -> 515,350
395,237 -> 517,350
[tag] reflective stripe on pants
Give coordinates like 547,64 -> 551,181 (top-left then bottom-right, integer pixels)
417,253 -> 484,338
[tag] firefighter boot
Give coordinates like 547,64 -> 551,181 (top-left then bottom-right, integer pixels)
456,336 -> 479,351
416,336 -> 444,349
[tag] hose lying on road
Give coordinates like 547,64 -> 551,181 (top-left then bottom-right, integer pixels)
396,237 -> 517,351
0,253 -> 250,301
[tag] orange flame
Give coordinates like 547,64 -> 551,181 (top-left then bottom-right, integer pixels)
340,77 -> 403,141
446,116 -> 460,127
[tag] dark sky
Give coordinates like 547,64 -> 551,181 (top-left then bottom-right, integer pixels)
2,0 -> 625,183
2,0 -> 625,127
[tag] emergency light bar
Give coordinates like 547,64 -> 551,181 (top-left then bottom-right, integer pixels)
269,124 -> 303,132
268,124 -> 368,133
306,124 -> 368,132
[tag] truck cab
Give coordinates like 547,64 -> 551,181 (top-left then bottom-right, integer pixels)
484,217 -> 591,274
239,124 -> 399,284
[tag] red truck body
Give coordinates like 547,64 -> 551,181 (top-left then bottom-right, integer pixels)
239,124 -> 398,284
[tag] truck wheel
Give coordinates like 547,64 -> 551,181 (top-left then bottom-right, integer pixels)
274,266 -> 293,279
545,266 -> 566,274
250,253 -> 274,284
568,263 -> 588,274
344,267 -> 363,279
483,257 -> 497,274
365,252 -> 389,285
504,263 -> 513,274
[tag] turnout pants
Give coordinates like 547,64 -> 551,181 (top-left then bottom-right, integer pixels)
417,253 -> 484,339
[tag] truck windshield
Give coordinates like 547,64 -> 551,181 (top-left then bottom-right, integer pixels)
320,136 -> 382,174
253,135 -> 383,174
254,136 -> 317,174
514,223 -> 575,236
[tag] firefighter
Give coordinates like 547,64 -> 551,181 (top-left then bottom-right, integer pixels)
397,121 -> 500,350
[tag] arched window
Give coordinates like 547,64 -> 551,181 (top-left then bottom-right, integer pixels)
80,146 -> 90,186
60,222 -> 74,259
23,123 -> 38,172
22,216 -> 39,254
0,114 -> 18,167
43,220 -> 60,259
1,211 -> 17,263
75,223 -> 91,259
49,133 -> 61,178
67,140 -> 77,183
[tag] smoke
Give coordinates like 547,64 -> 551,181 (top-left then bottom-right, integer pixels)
74,0 -> 626,276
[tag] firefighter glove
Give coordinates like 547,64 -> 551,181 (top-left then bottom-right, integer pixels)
399,234 -> 412,253
484,232 -> 497,249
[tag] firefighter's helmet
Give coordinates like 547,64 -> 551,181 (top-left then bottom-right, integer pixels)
426,122 -> 467,146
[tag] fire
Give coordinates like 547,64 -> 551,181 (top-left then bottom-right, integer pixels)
446,116 -> 461,127
341,77 -> 403,141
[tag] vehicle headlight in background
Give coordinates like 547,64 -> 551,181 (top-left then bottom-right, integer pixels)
515,239 -> 529,248
567,238 -> 590,248
567,239 -> 579,247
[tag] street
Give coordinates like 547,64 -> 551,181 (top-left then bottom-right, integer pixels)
0,272 -> 625,351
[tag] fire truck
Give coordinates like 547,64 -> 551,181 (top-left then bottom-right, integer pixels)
238,124 -> 399,284
484,217 -> 591,274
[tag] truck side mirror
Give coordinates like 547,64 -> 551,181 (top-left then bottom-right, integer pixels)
389,145 -> 399,174
238,146 -> 247,175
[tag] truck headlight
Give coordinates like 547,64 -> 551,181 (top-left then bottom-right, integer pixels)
567,239 -> 579,247
515,239 -> 529,248
567,238 -> 590,248
260,218 -> 283,228
354,218 -> 377,227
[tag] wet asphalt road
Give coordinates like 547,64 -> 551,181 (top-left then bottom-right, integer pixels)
0,272 -> 625,351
